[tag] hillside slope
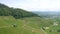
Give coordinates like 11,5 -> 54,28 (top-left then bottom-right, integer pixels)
0,16 -> 46,34
0,16 -> 60,34
0,3 -> 39,19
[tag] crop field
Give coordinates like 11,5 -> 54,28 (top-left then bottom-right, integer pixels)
0,16 -> 60,34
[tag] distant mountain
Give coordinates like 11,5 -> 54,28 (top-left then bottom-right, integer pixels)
32,11 -> 60,18
0,3 -> 39,19
33,11 -> 60,15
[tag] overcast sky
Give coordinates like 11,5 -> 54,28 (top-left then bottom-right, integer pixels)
0,0 -> 60,11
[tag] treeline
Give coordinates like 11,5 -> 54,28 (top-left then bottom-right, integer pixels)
0,3 -> 40,19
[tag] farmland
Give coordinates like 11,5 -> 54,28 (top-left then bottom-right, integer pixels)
0,16 -> 60,34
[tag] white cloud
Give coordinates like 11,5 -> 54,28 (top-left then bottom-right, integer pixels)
1,0 -> 60,11
17,0 -> 60,11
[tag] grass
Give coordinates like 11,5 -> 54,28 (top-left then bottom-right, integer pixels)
0,16 -> 60,34
0,16 -> 46,34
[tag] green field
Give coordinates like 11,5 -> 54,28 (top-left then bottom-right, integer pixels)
0,16 -> 60,34
0,16 -> 46,34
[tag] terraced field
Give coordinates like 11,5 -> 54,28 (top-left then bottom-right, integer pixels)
0,16 -> 60,34
0,16 -> 47,34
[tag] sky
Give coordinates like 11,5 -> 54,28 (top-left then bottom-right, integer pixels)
0,0 -> 60,12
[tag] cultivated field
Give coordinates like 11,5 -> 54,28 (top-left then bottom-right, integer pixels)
0,16 -> 60,34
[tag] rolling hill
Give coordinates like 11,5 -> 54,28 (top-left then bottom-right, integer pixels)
0,3 -> 39,19
33,11 -> 60,18
0,16 -> 47,34
0,3 -> 60,34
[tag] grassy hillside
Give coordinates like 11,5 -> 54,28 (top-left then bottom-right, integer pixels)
0,16 -> 46,34
0,16 -> 60,34
0,3 -> 60,34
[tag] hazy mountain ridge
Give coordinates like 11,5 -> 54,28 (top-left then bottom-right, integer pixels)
33,11 -> 60,18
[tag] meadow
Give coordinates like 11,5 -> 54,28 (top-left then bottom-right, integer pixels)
0,16 -> 60,34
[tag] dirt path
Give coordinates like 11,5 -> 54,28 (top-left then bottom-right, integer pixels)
41,28 -> 48,34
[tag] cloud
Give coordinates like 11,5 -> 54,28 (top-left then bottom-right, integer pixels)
0,0 -> 60,11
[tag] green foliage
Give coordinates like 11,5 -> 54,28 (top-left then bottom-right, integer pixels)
0,3 -> 39,19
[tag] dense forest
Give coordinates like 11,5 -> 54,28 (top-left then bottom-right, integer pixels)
0,3 -> 39,19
